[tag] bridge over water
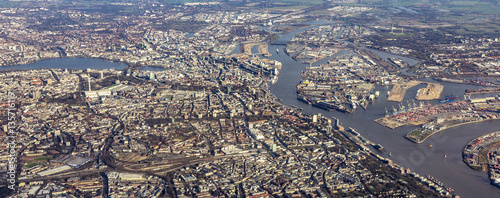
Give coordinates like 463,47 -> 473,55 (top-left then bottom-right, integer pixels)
271,40 -> 289,45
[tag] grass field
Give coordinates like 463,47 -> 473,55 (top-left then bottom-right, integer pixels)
385,32 -> 408,37
268,5 -> 311,11
276,0 -> 325,5
25,163 -> 39,168
408,129 -> 422,137
157,0 -> 207,3
344,0 -> 500,15
447,22 -> 500,34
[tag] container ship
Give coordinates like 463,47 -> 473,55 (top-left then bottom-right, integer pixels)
439,92 -> 457,104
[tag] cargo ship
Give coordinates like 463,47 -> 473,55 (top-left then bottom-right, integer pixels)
312,101 -> 351,113
439,92 -> 457,104
297,96 -> 311,104
312,101 -> 335,111
388,57 -> 410,68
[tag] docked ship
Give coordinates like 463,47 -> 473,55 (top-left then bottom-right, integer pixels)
373,144 -> 384,150
297,96 -> 311,104
312,101 -> 336,111
439,92 -> 457,104
492,178 -> 500,188
388,57 -> 410,68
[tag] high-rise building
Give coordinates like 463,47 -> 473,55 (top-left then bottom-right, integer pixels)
34,91 -> 41,99
88,72 -> 92,92
149,72 -> 156,81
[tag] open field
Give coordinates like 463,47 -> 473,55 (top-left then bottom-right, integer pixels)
447,22 -> 500,35
275,0 -> 325,5
387,80 -> 422,102
258,44 -> 272,57
374,117 -> 404,129
25,163 -> 39,168
243,43 -> 258,55
341,0 -> 500,15
387,80 -> 443,102
416,83 -> 444,101
263,0 -> 325,10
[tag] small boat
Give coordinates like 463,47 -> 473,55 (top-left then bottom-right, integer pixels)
373,144 -> 383,150
276,48 -> 279,53
389,152 -> 392,157
444,153 -> 447,158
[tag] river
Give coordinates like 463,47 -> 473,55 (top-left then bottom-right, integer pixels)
0,58 -> 127,71
2,23 -> 499,198
266,23 -> 500,198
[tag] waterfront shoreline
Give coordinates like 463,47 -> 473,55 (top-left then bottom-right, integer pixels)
461,131 -> 500,170
406,118 -> 500,144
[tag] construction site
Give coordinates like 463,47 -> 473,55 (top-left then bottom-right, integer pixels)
242,43 -> 271,57
387,80 -> 443,102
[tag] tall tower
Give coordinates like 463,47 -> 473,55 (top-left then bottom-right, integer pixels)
88,72 -> 91,91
